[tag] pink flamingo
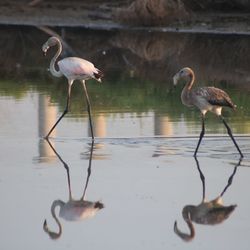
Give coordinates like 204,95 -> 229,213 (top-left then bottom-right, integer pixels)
42,36 -> 103,139
173,67 -> 243,157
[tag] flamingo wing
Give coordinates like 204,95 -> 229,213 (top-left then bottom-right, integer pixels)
58,57 -> 98,80
195,87 -> 236,109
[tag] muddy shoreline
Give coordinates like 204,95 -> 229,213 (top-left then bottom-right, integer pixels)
1,1 -> 250,35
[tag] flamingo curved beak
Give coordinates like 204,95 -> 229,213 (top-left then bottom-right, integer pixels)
173,73 -> 180,86
42,43 -> 49,56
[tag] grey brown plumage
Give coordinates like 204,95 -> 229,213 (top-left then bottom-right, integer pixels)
186,203 -> 236,225
194,87 -> 236,110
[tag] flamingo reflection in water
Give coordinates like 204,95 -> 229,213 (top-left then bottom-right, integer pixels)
174,157 -> 241,241
43,139 -> 104,239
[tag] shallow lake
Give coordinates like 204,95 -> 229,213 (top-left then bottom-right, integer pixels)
0,26 -> 250,250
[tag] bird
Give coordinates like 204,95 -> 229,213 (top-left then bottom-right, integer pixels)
173,67 -> 243,157
43,139 -> 104,239
42,36 -> 103,139
174,156 -> 241,241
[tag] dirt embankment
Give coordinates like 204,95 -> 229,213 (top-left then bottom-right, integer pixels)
114,0 -> 250,25
0,0 -> 123,27
113,0 -> 189,26
1,0 -> 250,35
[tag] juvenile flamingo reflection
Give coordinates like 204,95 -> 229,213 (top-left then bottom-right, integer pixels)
43,139 -> 104,239
42,36 -> 103,139
174,157 -> 241,241
173,67 -> 243,157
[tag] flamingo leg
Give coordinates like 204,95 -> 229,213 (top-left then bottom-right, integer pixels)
194,114 -> 205,156
81,140 -> 94,200
194,156 -> 205,201
220,157 -> 241,197
220,116 -> 243,158
45,138 -> 73,200
44,81 -> 72,139
82,80 -> 94,140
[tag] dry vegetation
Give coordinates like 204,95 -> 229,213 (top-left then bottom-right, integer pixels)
0,0 -> 250,27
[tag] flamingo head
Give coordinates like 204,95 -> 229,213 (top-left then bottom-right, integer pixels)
42,36 -> 60,56
173,67 -> 194,85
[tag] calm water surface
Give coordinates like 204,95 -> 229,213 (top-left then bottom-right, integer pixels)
0,26 -> 250,250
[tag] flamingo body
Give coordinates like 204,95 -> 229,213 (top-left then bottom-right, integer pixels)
182,85 -> 235,116
59,200 -> 104,221
185,198 -> 236,225
58,57 -> 102,82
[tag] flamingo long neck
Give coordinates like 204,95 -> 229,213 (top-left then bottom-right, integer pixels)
174,205 -> 195,241
182,206 -> 195,238
50,40 -> 63,78
185,70 -> 195,91
44,200 -> 64,239
181,71 -> 195,107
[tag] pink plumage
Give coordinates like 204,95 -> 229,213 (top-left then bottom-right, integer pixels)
58,57 -> 102,81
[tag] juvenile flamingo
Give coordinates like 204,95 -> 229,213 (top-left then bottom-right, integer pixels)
42,36 -> 103,139
173,67 -> 243,157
